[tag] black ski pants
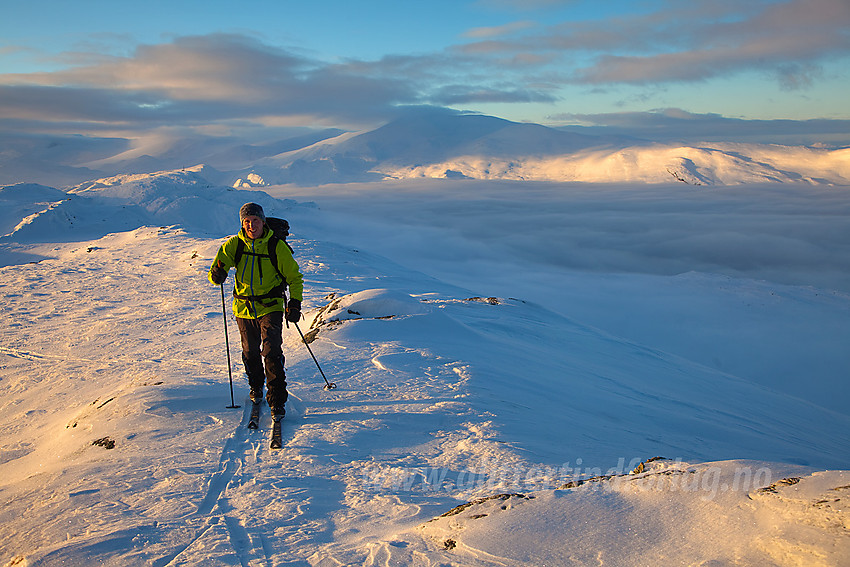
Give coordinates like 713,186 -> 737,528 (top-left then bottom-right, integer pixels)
236,311 -> 288,413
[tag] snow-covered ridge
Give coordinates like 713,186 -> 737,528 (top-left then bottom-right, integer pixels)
1,167 -> 848,565
377,143 -> 850,185
0,184 -> 70,239
0,166 -> 302,244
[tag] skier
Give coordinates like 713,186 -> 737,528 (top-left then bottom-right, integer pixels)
208,203 -> 303,424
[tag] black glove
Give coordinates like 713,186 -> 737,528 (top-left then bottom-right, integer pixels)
285,298 -> 302,323
210,264 -> 228,285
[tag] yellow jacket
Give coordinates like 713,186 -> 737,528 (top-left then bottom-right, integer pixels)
209,228 -> 303,319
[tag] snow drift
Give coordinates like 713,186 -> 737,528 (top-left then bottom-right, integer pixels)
419,459 -> 850,566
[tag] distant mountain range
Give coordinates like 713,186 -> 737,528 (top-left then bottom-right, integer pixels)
2,108 -> 848,187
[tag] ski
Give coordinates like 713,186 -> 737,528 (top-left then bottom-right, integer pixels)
247,401 -> 260,429
270,418 -> 282,449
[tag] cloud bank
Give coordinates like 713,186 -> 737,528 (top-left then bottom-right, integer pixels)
290,179 -> 850,292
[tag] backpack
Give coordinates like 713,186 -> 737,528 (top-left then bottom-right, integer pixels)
232,217 -> 294,303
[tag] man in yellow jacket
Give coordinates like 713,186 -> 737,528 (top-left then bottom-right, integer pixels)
209,203 -> 304,421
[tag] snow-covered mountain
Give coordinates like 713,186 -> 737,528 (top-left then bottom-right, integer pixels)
262,110 -> 850,186
1,167 -> 848,565
2,109 -> 848,188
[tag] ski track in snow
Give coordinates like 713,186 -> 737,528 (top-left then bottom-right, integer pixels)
0,225 -> 532,565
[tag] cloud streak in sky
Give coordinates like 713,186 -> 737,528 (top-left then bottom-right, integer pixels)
0,0 -> 847,139
552,108 -> 850,145
0,34 -> 420,133
575,0 -> 849,86
466,0 -> 850,86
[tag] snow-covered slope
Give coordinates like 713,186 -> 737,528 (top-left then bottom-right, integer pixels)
270,178 -> 850,415
376,142 -> 850,185
1,169 -> 848,565
288,110 -> 601,163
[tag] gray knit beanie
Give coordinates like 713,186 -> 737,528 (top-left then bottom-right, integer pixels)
239,202 -> 265,222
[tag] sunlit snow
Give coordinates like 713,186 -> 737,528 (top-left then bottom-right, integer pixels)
1,122 -> 849,565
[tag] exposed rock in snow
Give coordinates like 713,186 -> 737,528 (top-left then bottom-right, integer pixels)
303,289 -> 430,342
232,172 -> 266,188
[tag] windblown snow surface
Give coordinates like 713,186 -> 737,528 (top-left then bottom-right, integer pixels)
1,167 -> 849,566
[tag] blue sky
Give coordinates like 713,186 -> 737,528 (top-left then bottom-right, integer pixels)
1,0 -> 849,143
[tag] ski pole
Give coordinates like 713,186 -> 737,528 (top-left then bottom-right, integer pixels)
293,321 -> 337,390
220,284 -> 241,408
